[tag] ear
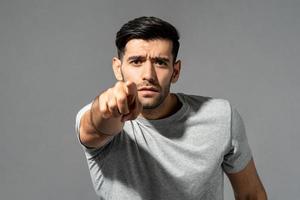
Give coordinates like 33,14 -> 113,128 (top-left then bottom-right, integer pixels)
171,60 -> 181,83
112,57 -> 123,81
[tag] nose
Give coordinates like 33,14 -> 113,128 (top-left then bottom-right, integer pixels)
142,60 -> 156,82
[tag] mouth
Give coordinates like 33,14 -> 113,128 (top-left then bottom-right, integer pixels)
138,87 -> 159,96
138,87 -> 159,92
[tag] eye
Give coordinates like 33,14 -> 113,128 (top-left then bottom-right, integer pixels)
155,60 -> 167,67
130,59 -> 142,66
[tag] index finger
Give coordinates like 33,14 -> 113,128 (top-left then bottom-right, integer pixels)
124,81 -> 137,104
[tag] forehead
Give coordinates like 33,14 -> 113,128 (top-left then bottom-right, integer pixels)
123,39 -> 173,58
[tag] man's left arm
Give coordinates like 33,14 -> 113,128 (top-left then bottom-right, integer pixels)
226,158 -> 267,200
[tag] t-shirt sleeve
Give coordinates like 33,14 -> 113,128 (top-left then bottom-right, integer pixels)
222,106 -> 252,173
75,103 -> 114,159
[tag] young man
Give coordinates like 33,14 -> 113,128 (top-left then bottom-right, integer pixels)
75,16 -> 267,200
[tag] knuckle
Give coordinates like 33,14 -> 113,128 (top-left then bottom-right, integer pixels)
99,93 -> 105,102
117,95 -> 127,104
108,101 -> 117,109
99,96 -> 107,111
99,105 -> 107,113
112,86 -> 121,95
106,88 -> 113,94
115,81 -> 123,89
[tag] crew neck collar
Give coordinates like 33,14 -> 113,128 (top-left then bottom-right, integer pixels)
135,93 -> 189,127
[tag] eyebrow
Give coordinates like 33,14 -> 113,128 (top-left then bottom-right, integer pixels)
127,56 -> 145,62
152,57 -> 170,63
127,55 -> 170,63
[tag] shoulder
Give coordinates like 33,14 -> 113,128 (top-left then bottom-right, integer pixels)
177,93 -> 232,116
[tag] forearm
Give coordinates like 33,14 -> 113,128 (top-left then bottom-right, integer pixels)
228,159 -> 268,200
234,189 -> 267,200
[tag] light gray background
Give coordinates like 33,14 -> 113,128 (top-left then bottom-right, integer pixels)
1,0 -> 299,199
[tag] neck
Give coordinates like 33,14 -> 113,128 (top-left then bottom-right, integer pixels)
139,93 -> 182,120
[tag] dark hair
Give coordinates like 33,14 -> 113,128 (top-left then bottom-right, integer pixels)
115,16 -> 180,62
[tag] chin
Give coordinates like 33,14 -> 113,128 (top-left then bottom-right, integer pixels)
142,104 -> 159,110
140,97 -> 165,110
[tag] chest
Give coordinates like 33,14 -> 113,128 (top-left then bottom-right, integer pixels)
109,121 -> 228,184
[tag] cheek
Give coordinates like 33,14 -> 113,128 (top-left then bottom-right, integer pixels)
157,71 -> 173,84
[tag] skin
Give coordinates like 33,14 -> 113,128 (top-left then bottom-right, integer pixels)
226,159 -> 268,200
79,38 -> 267,199
112,39 -> 181,120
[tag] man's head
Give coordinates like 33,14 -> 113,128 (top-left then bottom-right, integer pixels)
115,16 -> 180,62
112,16 -> 181,111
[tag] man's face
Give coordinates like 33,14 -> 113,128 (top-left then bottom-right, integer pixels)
113,39 -> 181,110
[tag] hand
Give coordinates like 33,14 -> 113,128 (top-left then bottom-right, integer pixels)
99,81 -> 142,122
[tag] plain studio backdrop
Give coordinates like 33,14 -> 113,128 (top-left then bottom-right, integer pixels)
0,0 -> 299,199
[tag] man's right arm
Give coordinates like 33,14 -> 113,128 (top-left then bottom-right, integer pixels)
78,81 -> 142,149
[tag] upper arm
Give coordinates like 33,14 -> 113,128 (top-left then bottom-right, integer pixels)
226,158 -> 267,200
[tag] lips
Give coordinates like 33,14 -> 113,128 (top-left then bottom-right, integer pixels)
138,87 -> 159,92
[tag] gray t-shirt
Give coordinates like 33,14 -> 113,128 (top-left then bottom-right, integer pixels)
75,93 -> 252,200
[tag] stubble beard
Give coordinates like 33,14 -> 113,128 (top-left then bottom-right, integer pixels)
140,81 -> 171,110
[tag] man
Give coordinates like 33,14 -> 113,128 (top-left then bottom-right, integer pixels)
75,16 -> 267,200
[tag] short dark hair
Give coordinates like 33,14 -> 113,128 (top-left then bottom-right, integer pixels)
115,16 -> 180,62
